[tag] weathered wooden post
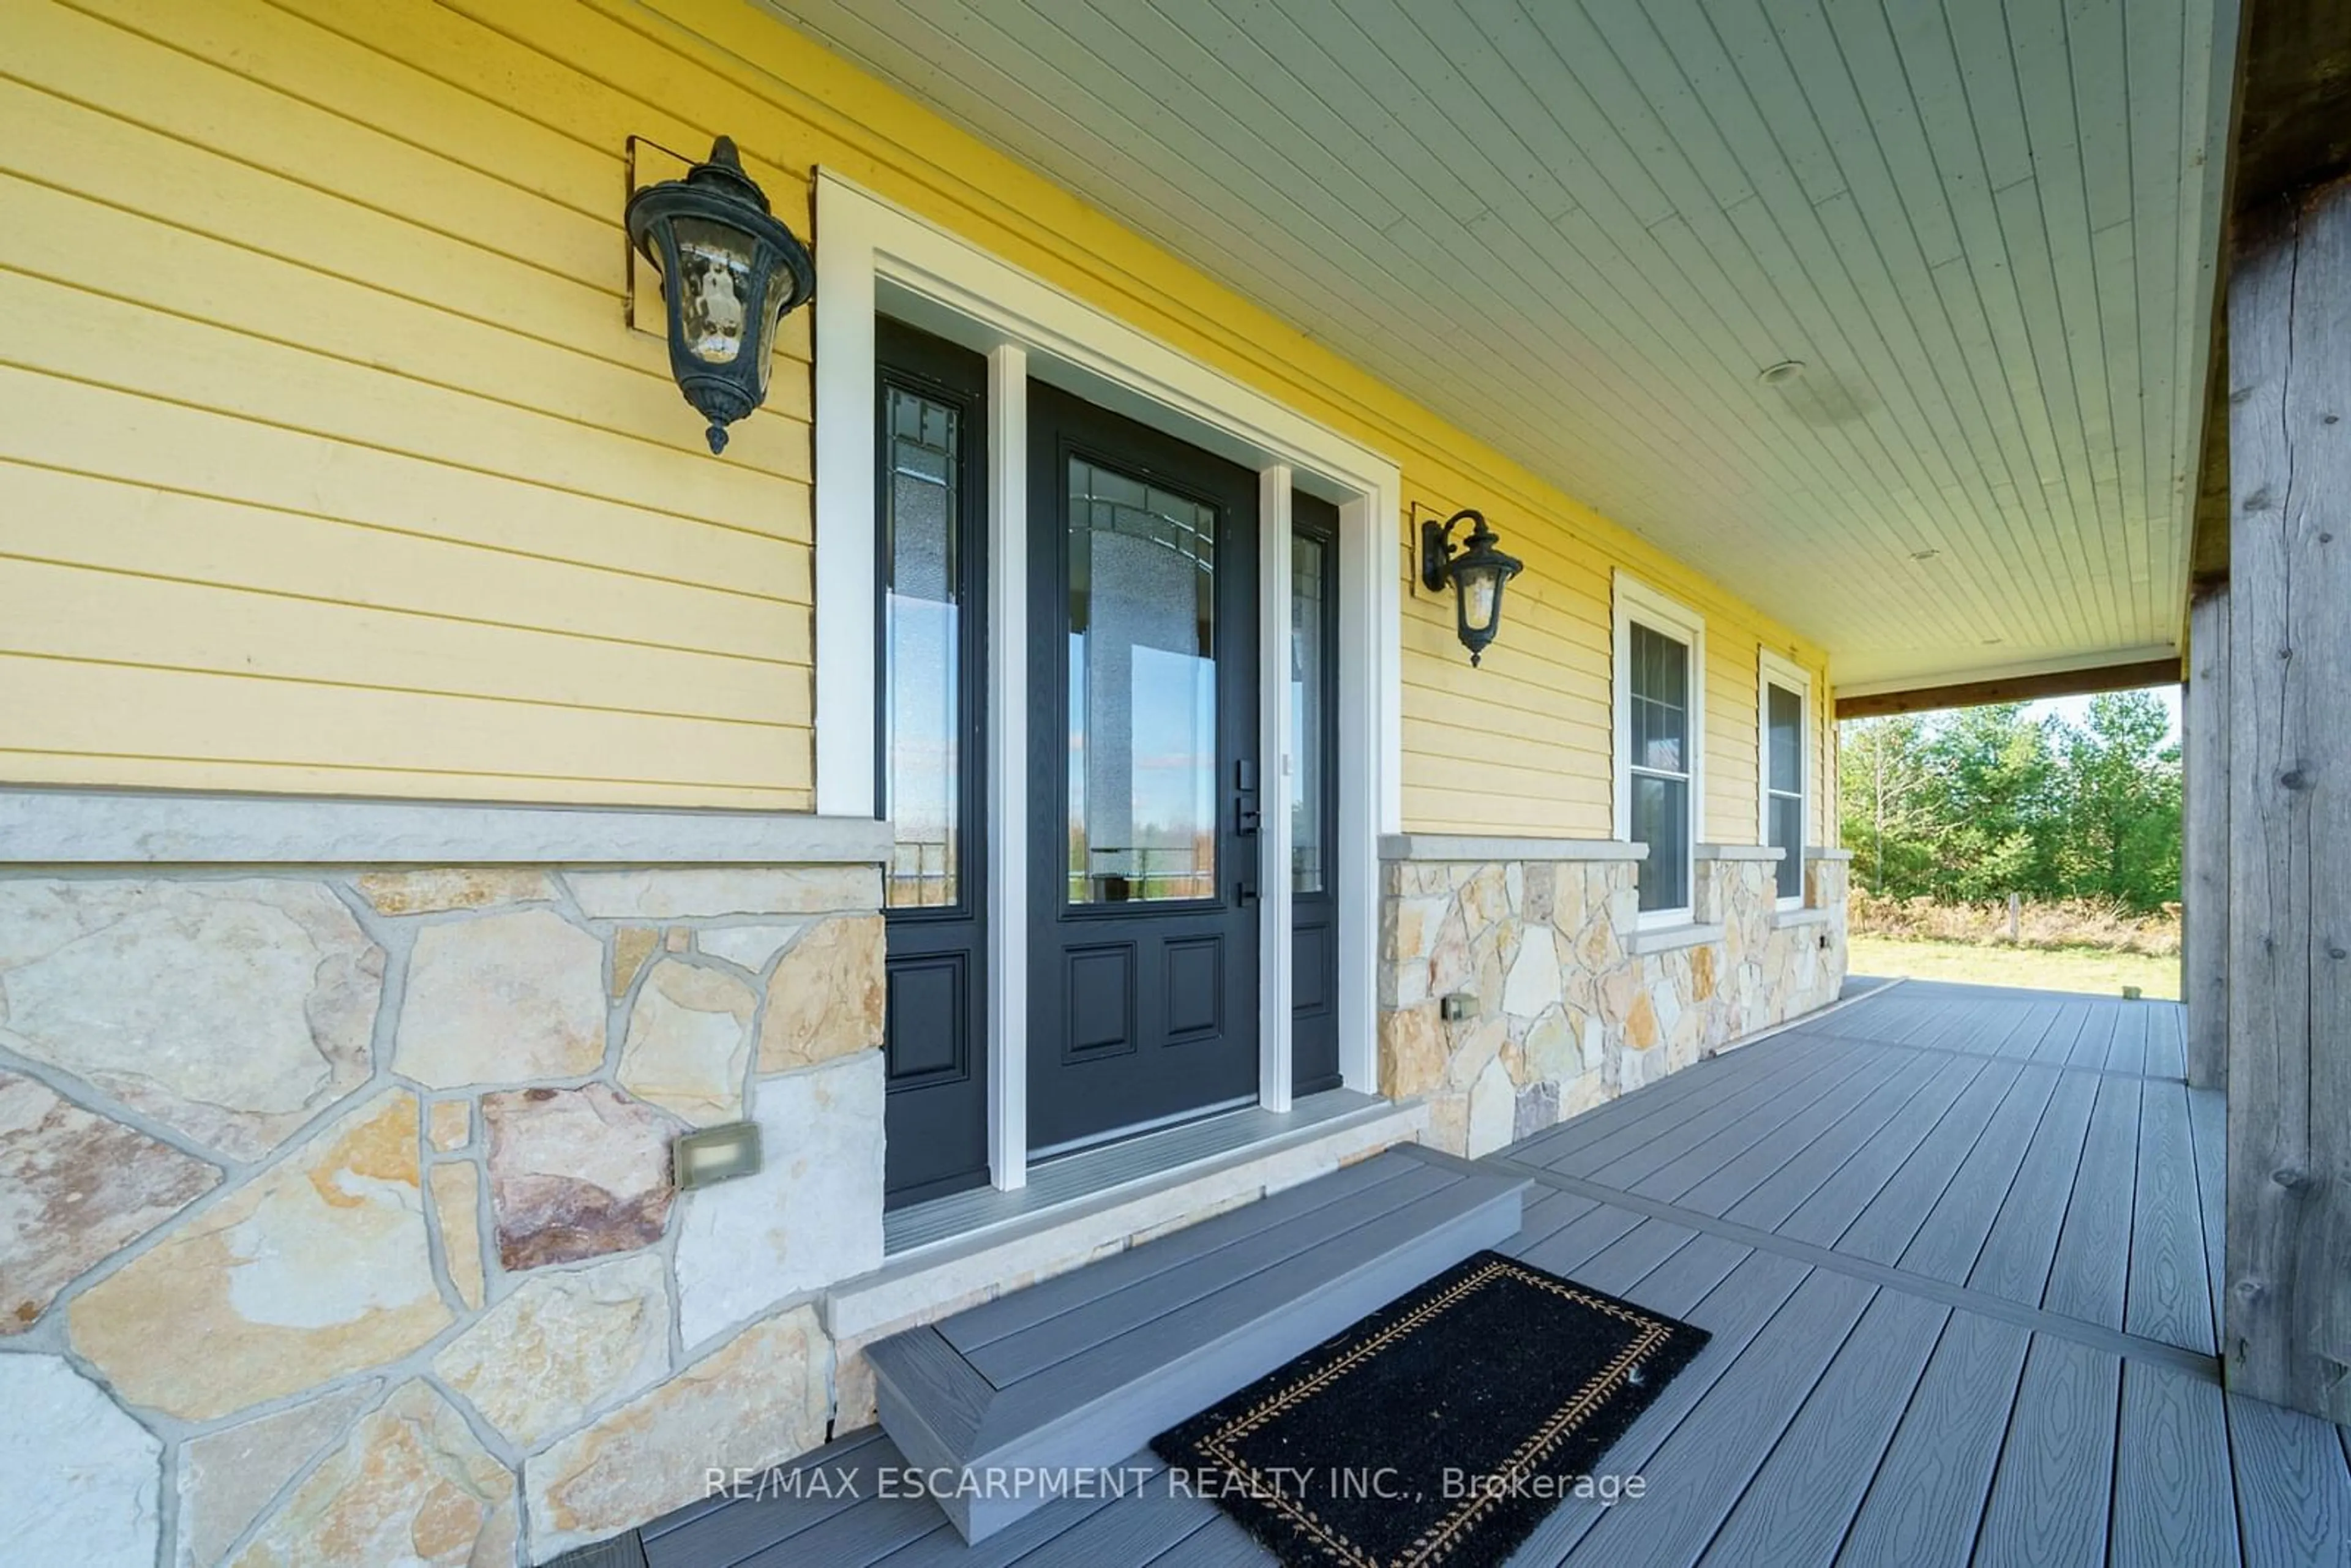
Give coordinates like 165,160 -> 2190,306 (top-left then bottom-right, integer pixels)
2184,584 -> 2229,1091
2224,174 -> 2351,1422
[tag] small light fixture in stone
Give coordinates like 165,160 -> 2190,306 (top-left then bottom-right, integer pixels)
673,1119 -> 764,1190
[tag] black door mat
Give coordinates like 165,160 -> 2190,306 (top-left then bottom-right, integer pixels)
1153,1249 -> 1709,1568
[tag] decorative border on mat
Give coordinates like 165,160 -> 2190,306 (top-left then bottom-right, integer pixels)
1185,1256 -> 1676,1567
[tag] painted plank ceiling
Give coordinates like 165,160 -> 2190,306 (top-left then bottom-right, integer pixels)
765,0 -> 2236,691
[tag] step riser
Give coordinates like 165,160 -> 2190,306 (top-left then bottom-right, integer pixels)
871,1156 -> 1524,1543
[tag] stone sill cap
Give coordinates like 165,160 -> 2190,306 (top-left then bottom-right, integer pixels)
1805,846 -> 1856,861
1380,833 -> 1645,863
0,787 -> 893,866
1625,921 -> 1727,955
1695,843 -> 1785,861
1771,906 -> 1835,928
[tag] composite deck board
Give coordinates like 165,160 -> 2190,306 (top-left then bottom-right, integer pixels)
984,1171 -> 1512,1402
2147,1005 -> 2188,1079
1505,1245 -> 1810,1566
2032,1002 -> 2093,1066
1139,1513 -> 1270,1567
642,1428 -> 902,1567
735,1474 -> 948,1568
2126,1080 -> 2216,1354
1548,1212 -> 1701,1293
1513,1198 -> 1649,1280
2110,1360 -> 2240,1567
1499,1184 -> 1602,1257
2042,1074 -> 2144,1329
1835,1310 -> 2034,1568
1722,1052 -> 1987,1231
2104,1002 -> 2151,1075
938,1155 -> 1418,1351
1657,1048 -> 1916,1213
2065,1004 -> 2121,1071
1505,1029 -> 1840,1164
1693,1288 -> 1950,1566
1964,1071 -> 2099,1308
1575,1042 -> 1871,1193
1762,1054 -> 1997,1247
1829,1058 -> 2026,1263
2224,1393 -> 2351,1568
2186,1085 -> 2230,1340
1522,1032 -> 1858,1177
986,1469 -> 1221,1568
961,1163 -> 1457,1384
1972,1335 -> 2121,1568
1894,1063 -> 2063,1284
875,1460 -> 1154,1568
1562,1268 -> 1878,1567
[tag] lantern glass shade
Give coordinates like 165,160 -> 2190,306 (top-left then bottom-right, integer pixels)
625,137 -> 814,454
1458,561 -> 1502,635
671,217 -> 756,366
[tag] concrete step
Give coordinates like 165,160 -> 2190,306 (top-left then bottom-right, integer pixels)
866,1143 -> 1526,1542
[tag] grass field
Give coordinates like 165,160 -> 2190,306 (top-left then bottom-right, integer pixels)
1848,934 -> 2181,1000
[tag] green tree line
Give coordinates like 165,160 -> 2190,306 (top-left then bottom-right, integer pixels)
1839,691 -> 2181,913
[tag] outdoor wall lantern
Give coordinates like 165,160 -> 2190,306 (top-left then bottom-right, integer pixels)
625,136 -> 815,454
1420,508 -> 1523,666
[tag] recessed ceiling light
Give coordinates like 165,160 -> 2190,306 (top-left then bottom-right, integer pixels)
1758,359 -> 1806,385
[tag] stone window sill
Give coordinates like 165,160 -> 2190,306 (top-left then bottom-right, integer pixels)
1772,906 -> 1834,929
1625,921 -> 1725,956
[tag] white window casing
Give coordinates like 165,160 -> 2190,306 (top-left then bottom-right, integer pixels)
1758,648 -> 1812,910
1611,572 -> 1705,927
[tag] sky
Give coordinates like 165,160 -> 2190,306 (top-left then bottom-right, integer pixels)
2022,684 -> 2181,744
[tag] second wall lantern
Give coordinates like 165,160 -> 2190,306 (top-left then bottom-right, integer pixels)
626,137 -> 816,454
1420,508 -> 1523,666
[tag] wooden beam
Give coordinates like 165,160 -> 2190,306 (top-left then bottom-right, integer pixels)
2233,0 -> 2351,216
2184,583 -> 2229,1090
2224,178 -> 2351,1423
1833,658 -> 2183,721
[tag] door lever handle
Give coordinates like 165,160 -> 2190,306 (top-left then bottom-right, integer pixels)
1235,880 -> 1259,907
1235,803 -> 1261,835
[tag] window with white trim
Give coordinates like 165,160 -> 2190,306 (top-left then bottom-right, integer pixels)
1759,650 -> 1810,907
1613,575 -> 1704,922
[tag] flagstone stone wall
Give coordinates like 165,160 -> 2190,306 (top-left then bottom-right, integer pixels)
1380,840 -> 1849,1158
0,862 -> 885,1567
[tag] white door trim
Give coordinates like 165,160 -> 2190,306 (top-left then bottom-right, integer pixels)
1257,464 -> 1295,1114
814,171 -> 1401,1189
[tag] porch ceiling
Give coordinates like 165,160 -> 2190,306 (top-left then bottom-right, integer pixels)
765,0 -> 2236,691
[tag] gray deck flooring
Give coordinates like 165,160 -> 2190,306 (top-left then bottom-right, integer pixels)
635,981 -> 2351,1567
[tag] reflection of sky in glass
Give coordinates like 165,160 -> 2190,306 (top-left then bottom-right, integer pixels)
884,387 -> 961,907
1067,459 -> 1218,901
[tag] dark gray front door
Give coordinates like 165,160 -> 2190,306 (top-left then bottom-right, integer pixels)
1026,383 -> 1261,1155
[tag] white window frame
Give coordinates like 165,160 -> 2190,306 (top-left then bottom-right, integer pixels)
1757,650 -> 1812,910
812,171 -> 1403,1191
1611,572 -> 1706,928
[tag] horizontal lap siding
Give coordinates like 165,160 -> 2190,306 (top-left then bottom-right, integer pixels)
1,0 -> 816,806
2,0 -> 1831,820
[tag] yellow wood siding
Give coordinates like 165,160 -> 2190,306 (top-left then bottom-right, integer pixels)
1,0 -> 1832,829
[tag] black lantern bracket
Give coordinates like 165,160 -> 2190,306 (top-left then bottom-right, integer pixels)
625,136 -> 816,455
1418,506 -> 1524,666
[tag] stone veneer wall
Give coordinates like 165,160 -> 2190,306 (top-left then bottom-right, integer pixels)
0,862 -> 888,1567
1379,844 -> 1850,1158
